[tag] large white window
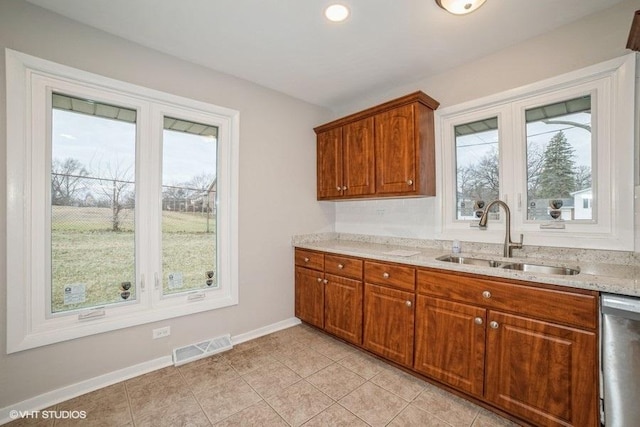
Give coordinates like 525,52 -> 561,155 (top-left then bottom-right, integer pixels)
6,49 -> 239,353
438,54 -> 635,250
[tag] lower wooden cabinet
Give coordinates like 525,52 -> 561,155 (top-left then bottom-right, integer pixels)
294,248 -> 600,427
485,311 -> 598,427
324,274 -> 362,345
363,283 -> 415,367
414,296 -> 486,397
294,266 -> 324,328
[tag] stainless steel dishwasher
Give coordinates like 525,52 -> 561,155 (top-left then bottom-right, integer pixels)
601,293 -> 640,426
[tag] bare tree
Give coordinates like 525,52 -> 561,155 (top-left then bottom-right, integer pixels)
98,161 -> 134,231
51,158 -> 89,205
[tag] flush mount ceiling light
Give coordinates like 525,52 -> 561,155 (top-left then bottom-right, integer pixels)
436,0 -> 486,15
325,4 -> 350,22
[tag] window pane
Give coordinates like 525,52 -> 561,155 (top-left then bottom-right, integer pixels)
51,94 -> 137,313
525,95 -> 592,221
455,117 -> 499,220
162,117 -> 218,295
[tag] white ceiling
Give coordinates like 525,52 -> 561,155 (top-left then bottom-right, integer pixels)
26,0 -> 626,109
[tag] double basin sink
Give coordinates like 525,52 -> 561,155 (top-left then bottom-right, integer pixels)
436,255 -> 580,276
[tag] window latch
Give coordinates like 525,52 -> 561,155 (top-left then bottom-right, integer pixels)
187,291 -> 206,302
78,307 -> 106,321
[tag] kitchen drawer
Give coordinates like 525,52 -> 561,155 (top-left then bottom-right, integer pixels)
365,261 -> 415,291
295,249 -> 324,271
325,254 -> 363,280
417,269 -> 597,329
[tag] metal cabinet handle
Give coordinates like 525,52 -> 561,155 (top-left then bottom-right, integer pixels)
489,321 -> 499,329
338,264 -> 344,269
482,290 -> 492,299
316,277 -> 322,282
304,257 -> 310,263
405,300 -> 412,307
342,186 -> 347,191
383,272 -> 390,279
474,317 -> 483,325
323,279 -> 328,284
336,186 -> 341,191
407,179 -> 413,186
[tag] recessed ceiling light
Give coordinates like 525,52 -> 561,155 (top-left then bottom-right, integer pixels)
436,0 -> 486,15
325,4 -> 350,22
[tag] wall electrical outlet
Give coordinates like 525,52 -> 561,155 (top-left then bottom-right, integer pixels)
152,326 -> 171,339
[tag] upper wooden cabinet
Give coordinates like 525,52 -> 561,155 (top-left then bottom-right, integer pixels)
314,91 -> 439,200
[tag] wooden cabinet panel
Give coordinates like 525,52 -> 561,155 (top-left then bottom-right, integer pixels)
375,104 -> 416,194
324,274 -> 363,345
417,269 -> 597,329
363,283 -> 415,367
325,254 -> 363,280
485,311 -> 598,427
295,249 -> 324,271
317,127 -> 343,199
294,266 -> 324,328
314,91 -> 439,200
343,117 -> 375,197
414,296 -> 486,397
365,261 -> 415,291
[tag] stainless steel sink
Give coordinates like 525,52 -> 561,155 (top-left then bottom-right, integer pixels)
436,255 -> 504,268
435,255 -> 580,275
500,262 -> 580,275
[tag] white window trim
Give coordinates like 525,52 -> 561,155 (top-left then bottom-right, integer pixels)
6,49 -> 240,353
435,53 -> 636,251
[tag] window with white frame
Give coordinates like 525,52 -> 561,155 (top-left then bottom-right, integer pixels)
438,54 -> 635,250
6,49 -> 239,353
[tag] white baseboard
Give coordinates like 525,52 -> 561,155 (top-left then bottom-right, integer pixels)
0,317 -> 301,425
232,317 -> 301,345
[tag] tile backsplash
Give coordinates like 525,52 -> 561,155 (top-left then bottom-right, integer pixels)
334,197 -> 437,239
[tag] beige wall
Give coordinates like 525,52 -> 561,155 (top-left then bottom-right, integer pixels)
0,0 -> 333,408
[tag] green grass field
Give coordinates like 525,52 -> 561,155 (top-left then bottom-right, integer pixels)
51,206 -> 216,313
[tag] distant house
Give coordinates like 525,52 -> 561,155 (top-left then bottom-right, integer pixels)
572,188 -> 593,220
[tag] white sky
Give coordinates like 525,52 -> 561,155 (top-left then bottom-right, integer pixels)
52,110 -> 217,186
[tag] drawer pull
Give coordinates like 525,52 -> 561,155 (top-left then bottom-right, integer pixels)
405,300 -> 412,307
323,279 -> 328,284
474,317 -> 483,325
407,179 -> 413,186
304,257 -> 310,263
336,186 -> 341,191
316,277 -> 322,282
489,321 -> 499,329
342,186 -> 348,191
482,290 -> 492,299
383,272 -> 390,279
338,264 -> 344,269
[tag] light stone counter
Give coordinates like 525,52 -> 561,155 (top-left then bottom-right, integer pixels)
292,233 -> 640,297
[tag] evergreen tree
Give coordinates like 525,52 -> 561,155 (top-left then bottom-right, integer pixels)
537,130 -> 576,198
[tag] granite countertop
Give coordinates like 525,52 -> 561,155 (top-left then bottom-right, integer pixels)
292,233 -> 640,298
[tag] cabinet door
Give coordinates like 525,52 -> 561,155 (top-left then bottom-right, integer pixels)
374,104 -> 416,195
414,296 -> 486,397
294,266 -> 324,328
342,117 -> 375,197
324,274 -> 363,345
485,311 -> 598,427
317,127 -> 343,199
363,283 -> 415,367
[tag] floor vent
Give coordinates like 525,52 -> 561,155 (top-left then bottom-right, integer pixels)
172,334 -> 233,366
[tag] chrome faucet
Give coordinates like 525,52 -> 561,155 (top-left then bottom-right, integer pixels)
478,200 -> 523,258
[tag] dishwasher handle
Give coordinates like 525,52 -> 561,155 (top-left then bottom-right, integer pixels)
602,294 -> 640,321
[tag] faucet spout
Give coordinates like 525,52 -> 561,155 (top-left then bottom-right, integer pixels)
478,200 -> 523,257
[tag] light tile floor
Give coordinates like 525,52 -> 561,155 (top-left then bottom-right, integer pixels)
6,324 -> 522,426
